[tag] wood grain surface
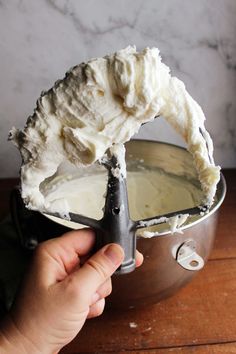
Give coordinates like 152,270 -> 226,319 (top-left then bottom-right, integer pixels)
119,343 -> 236,353
0,169 -> 235,353
61,259 -> 236,353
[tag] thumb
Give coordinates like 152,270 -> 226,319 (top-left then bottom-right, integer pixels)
69,243 -> 124,298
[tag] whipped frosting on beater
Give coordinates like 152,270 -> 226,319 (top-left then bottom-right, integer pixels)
10,46 -> 220,213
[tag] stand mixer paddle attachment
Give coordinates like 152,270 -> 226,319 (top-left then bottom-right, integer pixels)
45,143 -> 209,275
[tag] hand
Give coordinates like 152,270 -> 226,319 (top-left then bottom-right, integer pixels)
0,229 -> 143,354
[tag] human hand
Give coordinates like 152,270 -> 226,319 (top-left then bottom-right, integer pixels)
0,229 -> 143,354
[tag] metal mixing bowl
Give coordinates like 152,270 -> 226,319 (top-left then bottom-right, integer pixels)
47,140 -> 226,309
108,140 -> 226,309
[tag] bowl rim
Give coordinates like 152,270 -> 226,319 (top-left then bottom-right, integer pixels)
127,139 -> 226,237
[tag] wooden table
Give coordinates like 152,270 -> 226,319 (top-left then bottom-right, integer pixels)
1,170 -> 236,354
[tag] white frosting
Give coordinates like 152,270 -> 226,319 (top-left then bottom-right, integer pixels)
137,214 -> 189,235
43,169 -> 203,236
9,46 -> 220,213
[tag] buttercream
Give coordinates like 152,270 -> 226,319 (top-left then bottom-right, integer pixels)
9,46 -> 220,213
43,168 -> 203,236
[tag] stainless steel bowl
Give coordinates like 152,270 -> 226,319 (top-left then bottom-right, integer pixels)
47,140 -> 226,309
107,140 -> 226,309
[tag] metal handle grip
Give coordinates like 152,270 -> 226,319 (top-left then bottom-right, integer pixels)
97,171 -> 136,274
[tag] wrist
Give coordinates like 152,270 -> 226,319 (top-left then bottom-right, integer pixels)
0,314 -> 42,354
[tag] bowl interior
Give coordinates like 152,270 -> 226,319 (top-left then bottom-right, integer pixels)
42,140 -> 225,236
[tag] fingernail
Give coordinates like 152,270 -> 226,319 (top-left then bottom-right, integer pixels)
104,244 -> 124,266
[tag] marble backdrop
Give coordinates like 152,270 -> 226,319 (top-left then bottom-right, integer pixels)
0,0 -> 235,177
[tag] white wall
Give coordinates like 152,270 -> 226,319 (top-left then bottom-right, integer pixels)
0,0 -> 235,177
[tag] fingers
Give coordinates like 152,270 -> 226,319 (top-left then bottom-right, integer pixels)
88,249 -> 143,307
136,250 -> 144,268
67,243 -> 124,300
90,278 -> 112,305
42,228 -> 96,259
34,228 -> 95,286
34,225 -> 143,290
87,298 -> 105,319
